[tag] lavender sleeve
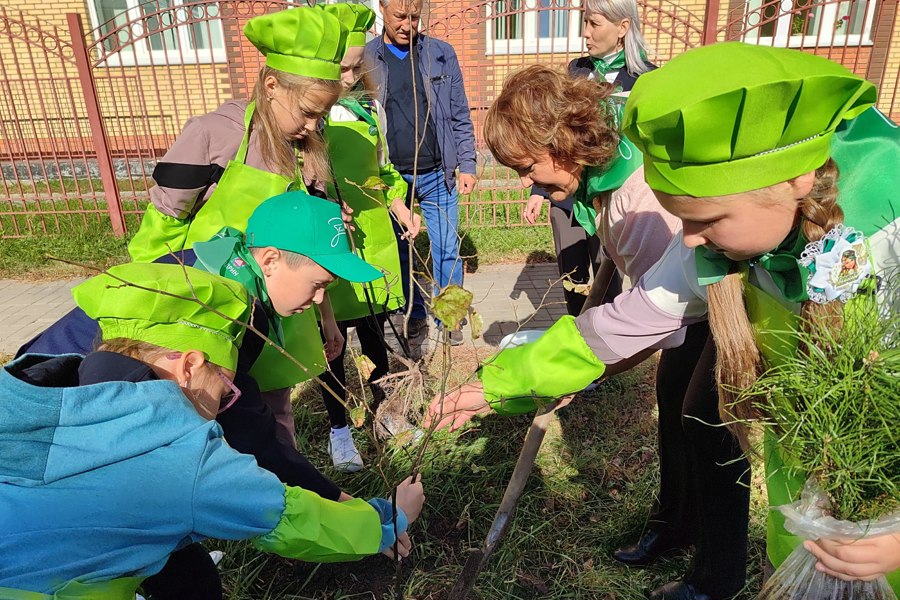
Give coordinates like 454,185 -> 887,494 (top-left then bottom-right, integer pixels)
599,167 -> 682,282
574,234 -> 709,364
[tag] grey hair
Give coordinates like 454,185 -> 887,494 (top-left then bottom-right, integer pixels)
584,0 -> 652,75
379,0 -> 420,8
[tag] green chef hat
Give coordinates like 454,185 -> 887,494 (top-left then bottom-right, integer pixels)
73,263 -> 252,370
244,6 -> 349,81
319,3 -> 375,48
622,42 -> 877,197
245,190 -> 383,283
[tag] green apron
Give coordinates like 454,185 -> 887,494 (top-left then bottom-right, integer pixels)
0,577 -> 143,600
323,104 -> 403,321
130,102 -> 325,391
745,275 -> 900,593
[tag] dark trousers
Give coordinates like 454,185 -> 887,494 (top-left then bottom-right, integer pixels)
652,322 -> 750,598
140,543 -> 222,600
549,203 -> 621,315
320,313 -> 390,428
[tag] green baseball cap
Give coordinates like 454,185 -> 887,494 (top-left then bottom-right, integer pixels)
319,3 -> 375,48
622,42 -> 877,197
73,263 -> 252,370
244,6 -> 349,81
245,191 -> 384,283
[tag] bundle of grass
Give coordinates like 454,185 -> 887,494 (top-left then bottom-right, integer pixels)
739,282 -> 900,600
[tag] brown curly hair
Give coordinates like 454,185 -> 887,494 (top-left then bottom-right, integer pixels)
483,65 -> 620,171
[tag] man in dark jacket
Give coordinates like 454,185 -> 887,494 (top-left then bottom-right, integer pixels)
365,0 -> 477,345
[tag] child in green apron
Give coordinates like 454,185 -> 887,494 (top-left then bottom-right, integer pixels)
0,263 -> 425,600
315,3 -> 421,472
426,43 -> 900,598
128,6 -> 351,448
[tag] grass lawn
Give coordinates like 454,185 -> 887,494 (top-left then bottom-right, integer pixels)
207,347 -> 767,599
0,190 -> 769,599
0,344 -> 768,599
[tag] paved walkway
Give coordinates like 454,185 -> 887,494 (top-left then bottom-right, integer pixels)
0,263 -> 567,354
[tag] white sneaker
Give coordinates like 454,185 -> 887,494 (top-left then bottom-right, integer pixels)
329,427 -> 364,473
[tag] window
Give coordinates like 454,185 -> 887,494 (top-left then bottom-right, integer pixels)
488,0 -> 583,55
88,0 -> 226,66
743,0 -> 878,46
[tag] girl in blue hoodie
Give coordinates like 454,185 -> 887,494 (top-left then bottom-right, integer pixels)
0,263 -> 424,600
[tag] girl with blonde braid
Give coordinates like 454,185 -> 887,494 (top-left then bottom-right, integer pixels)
127,6 -> 349,448
427,43 -> 900,599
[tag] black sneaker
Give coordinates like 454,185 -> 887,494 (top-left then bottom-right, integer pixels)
406,317 -> 428,339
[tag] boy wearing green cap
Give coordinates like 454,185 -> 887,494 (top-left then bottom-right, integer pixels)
126,5 -> 353,452
427,43 -> 900,599
313,2 -> 421,472
17,191 -> 392,594
0,263 -> 424,600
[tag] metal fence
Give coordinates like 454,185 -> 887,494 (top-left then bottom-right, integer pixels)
0,0 -> 897,237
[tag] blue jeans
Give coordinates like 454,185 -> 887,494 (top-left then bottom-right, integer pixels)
395,169 -> 464,322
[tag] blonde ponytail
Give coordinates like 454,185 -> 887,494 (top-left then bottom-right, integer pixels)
710,158 -> 843,449
251,67 -> 341,187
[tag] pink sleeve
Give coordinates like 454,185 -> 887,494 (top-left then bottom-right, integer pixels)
602,167 -> 682,282
574,283 -> 703,364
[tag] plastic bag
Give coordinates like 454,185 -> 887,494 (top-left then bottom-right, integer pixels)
761,478 -> 900,600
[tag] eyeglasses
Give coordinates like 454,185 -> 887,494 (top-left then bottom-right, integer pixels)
165,352 -> 241,414
215,370 -> 242,414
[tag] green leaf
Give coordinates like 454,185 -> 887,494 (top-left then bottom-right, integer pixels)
354,355 -> 375,379
361,176 -> 389,191
468,309 -> 484,339
432,285 -> 473,330
350,406 -> 367,428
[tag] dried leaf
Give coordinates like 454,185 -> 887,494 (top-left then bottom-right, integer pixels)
350,406 -> 366,428
468,309 -> 483,339
432,285 -> 473,330
361,175 -> 389,191
562,279 -> 591,295
516,572 -> 549,594
354,354 -> 376,379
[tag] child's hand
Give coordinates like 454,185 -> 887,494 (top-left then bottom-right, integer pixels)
322,318 -> 344,362
424,383 -> 491,431
804,533 -> 900,581
340,201 -> 355,233
381,532 -> 412,560
389,198 -> 421,240
394,475 -> 424,525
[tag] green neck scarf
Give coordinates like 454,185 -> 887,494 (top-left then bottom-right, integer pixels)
590,50 -> 626,76
571,137 -> 642,236
192,227 -> 284,344
337,96 -> 379,133
694,227 -> 810,303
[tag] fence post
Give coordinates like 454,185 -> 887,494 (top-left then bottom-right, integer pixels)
66,12 -> 126,237
702,0 -> 721,45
